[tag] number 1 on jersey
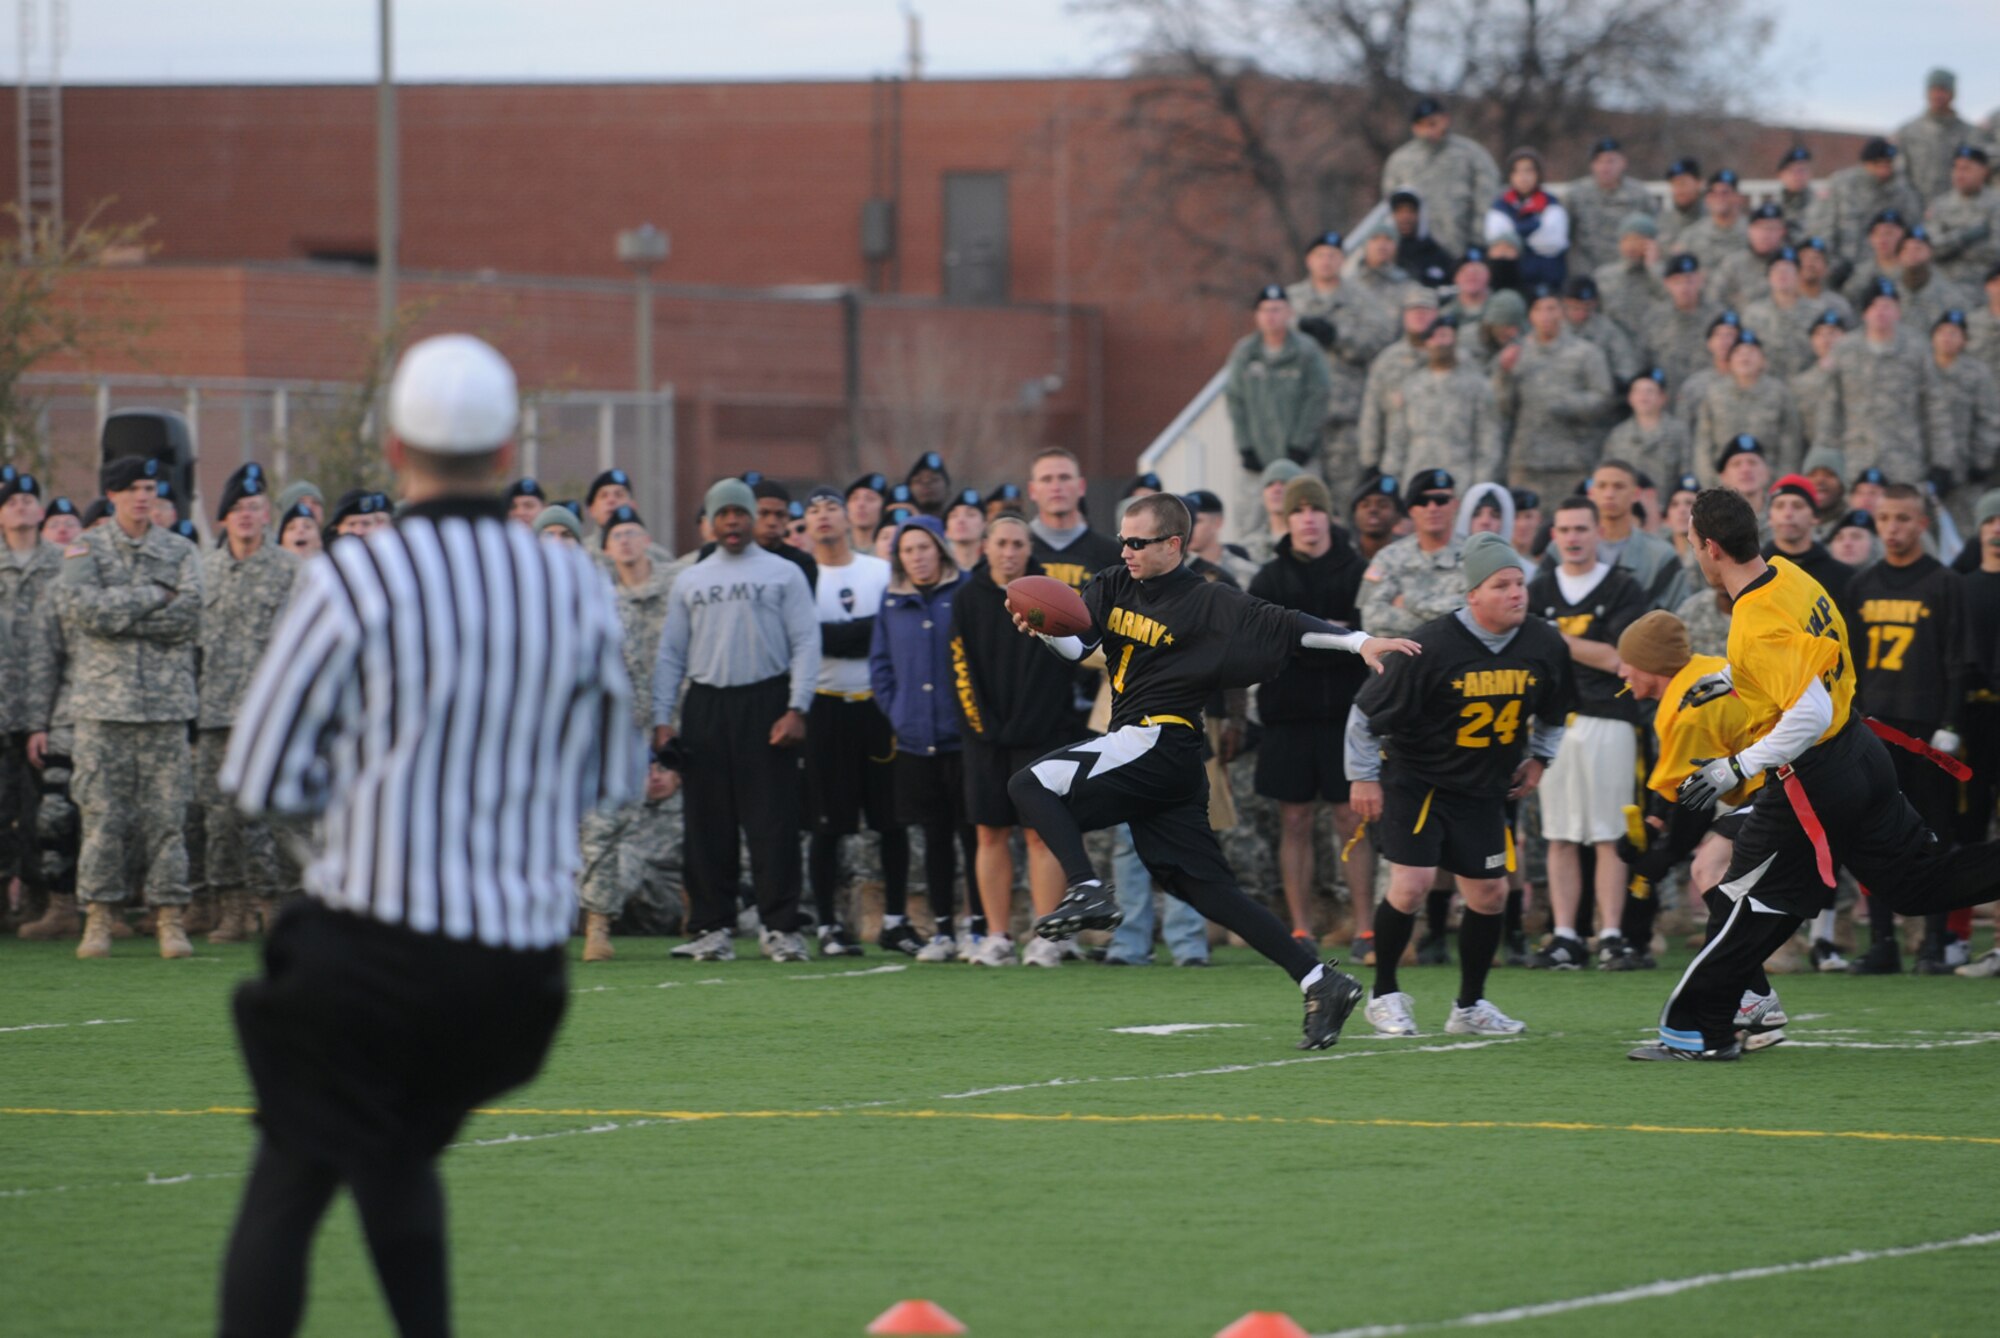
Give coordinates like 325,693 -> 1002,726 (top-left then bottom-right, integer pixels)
1110,643 -> 1135,694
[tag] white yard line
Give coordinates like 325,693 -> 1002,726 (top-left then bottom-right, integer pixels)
570,965 -> 903,993
1110,1023 -> 1251,1036
938,1039 -> 1519,1101
1312,1229 -> 2000,1338
0,1019 -> 133,1035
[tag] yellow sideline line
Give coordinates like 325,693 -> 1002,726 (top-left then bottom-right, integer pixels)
6,1105 -> 2000,1147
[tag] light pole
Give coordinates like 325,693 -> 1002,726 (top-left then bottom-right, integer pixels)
616,224 -> 670,519
377,0 -> 397,357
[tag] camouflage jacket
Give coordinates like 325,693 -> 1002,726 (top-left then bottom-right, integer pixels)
53,522 -> 202,723
1895,268 -> 1979,335
1710,246 -> 1787,314
1968,306 -> 2000,390
1382,361 -> 1504,485
1934,355 -> 2000,479
1741,292 -> 1854,380
1571,313 -> 1644,384
1656,199 -> 1707,256
1694,376 -> 1805,484
609,554 -> 686,734
1675,587 -> 1733,659
1380,134 -> 1501,256
1895,110 -> 1994,204
1225,331 -> 1334,467
1791,360 -> 1842,456
1566,178 -> 1656,276
1637,301 -> 1721,411
197,539 -> 299,730
1358,534 -> 1466,637
1829,326 -> 1958,484
1592,259 -> 1667,342
1807,167 -> 1925,270
1286,277 -> 1398,426
1601,416 -> 1692,495
1496,331 -> 1614,474
1357,338 -> 1431,472
1672,216 -> 1749,281
0,541 -> 63,732
1925,186 -> 2000,287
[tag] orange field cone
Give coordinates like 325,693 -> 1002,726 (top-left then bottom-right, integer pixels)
866,1299 -> 968,1334
1215,1312 -> 1309,1338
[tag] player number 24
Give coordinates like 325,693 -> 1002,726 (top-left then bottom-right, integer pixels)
1456,699 -> 1522,749
1864,624 -> 1913,672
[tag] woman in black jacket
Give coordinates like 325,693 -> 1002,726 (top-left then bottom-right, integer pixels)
949,515 -> 1084,965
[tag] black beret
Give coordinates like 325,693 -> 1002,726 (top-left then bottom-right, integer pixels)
1184,489 -> 1224,515
847,472 -> 889,498
1306,231 -> 1344,254
1429,312 -> 1459,331
1667,157 -> 1701,179
1854,467 -> 1888,487
1862,277 -> 1901,311
1834,508 -> 1876,534
1458,245 -> 1487,266
507,477 -> 546,500
1957,144 -> 1991,166
805,485 -> 844,507
1253,283 -> 1288,307
602,504 -> 645,538
1591,136 -> 1621,156
1767,246 -> 1801,269
79,498 -> 112,528
1936,308 -> 1969,332
99,455 -> 161,493
1869,208 -> 1907,230
1410,96 -> 1444,122
1672,474 -> 1701,497
1802,235 -> 1830,253
1708,309 -> 1743,334
1352,472 -> 1405,512
329,488 -> 391,525
41,495 -> 77,521
1812,308 -> 1849,330
1861,137 -> 1897,162
1563,275 -> 1599,302
216,462 -> 269,523
1735,328 -> 1762,348
1508,487 -> 1542,511
1637,366 -> 1668,389
907,451 -> 948,481
1665,253 -> 1700,276
1123,471 -> 1163,498
1389,189 -> 1421,210
1708,169 -> 1740,188
1527,282 -> 1560,304
947,487 -> 984,514
1777,145 -> 1811,169
279,501 -> 316,531
985,483 -> 1023,505
0,471 -> 40,506
740,469 -> 764,486
1901,223 -> 1933,246
1404,468 -> 1455,504
889,483 -> 913,504
586,468 -> 632,504
1749,202 -> 1784,222
169,520 -> 197,543
1716,435 -> 1765,469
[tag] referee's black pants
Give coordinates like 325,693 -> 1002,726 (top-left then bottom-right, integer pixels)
681,676 -> 803,935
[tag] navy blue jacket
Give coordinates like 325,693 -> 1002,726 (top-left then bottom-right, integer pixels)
870,567 -> 968,756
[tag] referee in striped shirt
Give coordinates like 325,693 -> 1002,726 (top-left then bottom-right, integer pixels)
215,335 -> 638,1338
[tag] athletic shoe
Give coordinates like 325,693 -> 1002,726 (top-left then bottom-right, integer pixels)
1955,948 -> 2000,978
1743,1029 -> 1787,1052
1353,932 -> 1377,966
1847,940 -> 1902,975
1503,930 -> 1529,968
1057,939 -> 1088,961
1809,938 -> 1849,972
679,927 -> 735,962
1628,947 -> 1659,970
915,934 -> 958,962
1364,990 -> 1419,1037
817,923 -> 863,958
1174,956 -> 1210,967
955,934 -> 982,963
1415,932 -> 1451,966
1944,938 -> 1971,969
879,922 -> 925,957
1033,880 -> 1122,940
1445,998 -> 1526,1036
1022,936 -> 1064,968
1734,991 -> 1787,1035
1299,962 -> 1366,1050
1627,1040 -> 1743,1061
970,934 -> 1018,967
1595,933 -> 1628,968
1529,935 -> 1588,970
761,929 -> 811,963
735,906 -> 763,938
1914,948 -> 1954,976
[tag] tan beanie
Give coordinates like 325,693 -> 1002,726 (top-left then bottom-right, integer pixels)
1282,474 -> 1333,517
1616,610 -> 1693,677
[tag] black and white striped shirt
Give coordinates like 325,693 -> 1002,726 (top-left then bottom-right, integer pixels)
221,496 -> 638,950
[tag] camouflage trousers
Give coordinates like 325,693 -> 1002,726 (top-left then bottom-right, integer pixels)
196,729 -> 281,897
577,791 -> 685,923
1318,420 -> 1363,502
72,719 -> 192,907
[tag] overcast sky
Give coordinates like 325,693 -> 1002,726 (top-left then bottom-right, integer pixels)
12,1 -> 1998,134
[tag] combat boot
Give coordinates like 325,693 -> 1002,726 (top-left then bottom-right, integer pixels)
582,912 -> 615,963
17,893 -> 80,941
207,891 -> 252,945
76,902 -> 113,959
182,893 -> 219,936
155,906 -> 194,959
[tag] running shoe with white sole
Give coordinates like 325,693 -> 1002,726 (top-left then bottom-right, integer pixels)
816,923 -> 863,957
1022,936 -> 1063,968
879,922 -> 925,957
1529,935 -> 1589,970
970,934 -> 1018,967
1300,962 -> 1366,1050
1628,1040 -> 1743,1061
1364,990 -> 1419,1037
915,933 -> 958,963
761,930 -> 811,963
1033,880 -> 1122,940
679,927 -> 735,962
1446,997 -> 1526,1035
1734,990 -> 1788,1034
1955,947 -> 2000,978
1809,938 -> 1849,972
956,934 -> 982,963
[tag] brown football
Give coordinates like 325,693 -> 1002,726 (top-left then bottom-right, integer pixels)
1005,574 -> 1093,638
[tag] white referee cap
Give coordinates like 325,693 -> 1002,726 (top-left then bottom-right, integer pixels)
388,334 -> 519,454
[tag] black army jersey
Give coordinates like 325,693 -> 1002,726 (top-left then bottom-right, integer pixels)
1076,561 -> 1312,731
1353,611 -> 1577,797
1849,554 -> 1963,728
1032,527 -> 1123,594
1525,562 -> 1648,721
1962,568 -> 2000,696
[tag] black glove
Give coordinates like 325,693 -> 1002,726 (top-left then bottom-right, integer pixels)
1240,447 -> 1264,473
1614,834 -> 1673,886
1286,443 -> 1315,465
1297,316 -> 1336,349
655,736 -> 690,772
1926,466 -> 1954,497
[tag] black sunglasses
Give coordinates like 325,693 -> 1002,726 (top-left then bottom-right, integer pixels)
1410,492 -> 1456,508
1119,533 -> 1179,551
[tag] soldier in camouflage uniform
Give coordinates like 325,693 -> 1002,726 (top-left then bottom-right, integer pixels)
1895,69 -> 1995,206
1932,310 -> 2000,521
1464,287 -> 1526,374
1968,269 -> 2000,388
1381,317 -> 1503,484
1603,367 -> 1693,494
1839,209 -> 1915,309
1672,310 -> 1743,436
1566,137 -> 1656,277
1774,146 -> 1818,242
1743,246 -> 1855,380
1358,289 -> 1440,474
1379,96 -> 1502,257
1657,158 -> 1708,256
1593,214 -> 1667,341
1349,225 -> 1412,313
1710,203 -> 1792,313
1792,309 -> 1851,454
1831,281 -> 1958,487
1562,275 -> 1643,383
195,464 -> 298,943
54,456 -> 202,959
577,505 -> 686,961
1288,231 -> 1399,490
1926,145 -> 2000,287
1694,331 -> 1805,483
1671,169 -> 1749,278
1808,139 -> 1925,279
1639,254 -> 1720,410
1890,227 -> 1978,333
0,472 -> 62,931
1358,468 -> 1467,637
1674,586 -> 1733,659
1497,287 -> 1615,503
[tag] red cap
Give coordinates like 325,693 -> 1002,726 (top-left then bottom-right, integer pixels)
1769,473 -> 1818,504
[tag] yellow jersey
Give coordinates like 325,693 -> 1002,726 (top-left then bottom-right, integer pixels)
1646,653 -> 1767,808
1723,555 -> 1855,750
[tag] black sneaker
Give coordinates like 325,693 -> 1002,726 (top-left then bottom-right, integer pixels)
879,922 -> 925,957
1503,930 -> 1529,968
1847,940 -> 1901,975
1809,938 -> 1849,972
1914,944 -> 1954,976
1628,947 -> 1659,970
1299,961 -> 1365,1051
1529,935 -> 1589,970
817,923 -> 863,957
1415,932 -> 1452,965
1628,1040 -> 1744,1061
1033,880 -> 1122,941
1596,934 -> 1632,971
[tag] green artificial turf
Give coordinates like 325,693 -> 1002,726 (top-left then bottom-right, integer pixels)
4,937 -> 1999,1337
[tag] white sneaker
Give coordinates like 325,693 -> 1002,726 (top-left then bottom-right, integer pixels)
735,906 -> 762,938
915,934 -> 957,963
679,927 -> 735,962
971,934 -> 1018,967
1734,990 -> 1787,1030
1955,948 -> 2000,978
761,929 -> 810,963
1445,997 -> 1525,1035
1945,939 -> 1972,969
1022,936 -> 1063,968
1365,991 -> 1418,1037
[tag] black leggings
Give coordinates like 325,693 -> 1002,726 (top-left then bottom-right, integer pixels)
219,1136 -> 448,1338
919,821 -> 980,929
808,828 -> 910,924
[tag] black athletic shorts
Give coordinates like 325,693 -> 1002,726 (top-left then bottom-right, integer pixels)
233,900 -> 567,1172
1374,769 -> 1511,880
804,694 -> 899,836
895,750 -> 966,828
963,735 -> 1075,828
1253,718 -> 1349,804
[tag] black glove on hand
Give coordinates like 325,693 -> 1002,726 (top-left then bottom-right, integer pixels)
1240,447 -> 1264,472
1285,443 -> 1315,465
1297,316 -> 1336,349
1615,834 -> 1673,886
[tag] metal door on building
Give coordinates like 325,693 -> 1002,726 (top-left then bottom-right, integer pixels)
942,172 -> 1009,304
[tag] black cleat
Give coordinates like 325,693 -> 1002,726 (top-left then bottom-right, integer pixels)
1627,1040 -> 1743,1061
1033,881 -> 1122,941
1299,960 -> 1366,1050
817,923 -> 864,957
1529,935 -> 1589,970
878,922 -> 926,957
1847,940 -> 1901,975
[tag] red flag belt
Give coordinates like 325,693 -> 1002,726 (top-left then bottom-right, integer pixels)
1864,718 -> 1973,781
1776,764 -> 1837,888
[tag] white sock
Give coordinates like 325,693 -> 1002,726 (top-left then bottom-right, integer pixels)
1813,910 -> 1838,941
1599,930 -> 1623,943
1554,926 -> 1579,941
882,914 -> 906,929
1300,963 -> 1325,993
